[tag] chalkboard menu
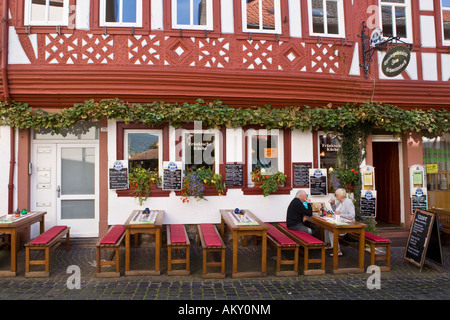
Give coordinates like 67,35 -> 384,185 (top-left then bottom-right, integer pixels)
162,161 -> 182,191
360,190 -> 376,218
309,169 -> 327,196
109,160 -> 128,190
293,162 -> 312,188
404,209 -> 443,270
225,164 -> 243,187
411,194 -> 427,213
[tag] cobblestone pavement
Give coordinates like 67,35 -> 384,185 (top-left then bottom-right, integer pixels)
0,233 -> 449,304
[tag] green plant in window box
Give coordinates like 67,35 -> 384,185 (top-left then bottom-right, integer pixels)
328,168 -> 360,193
259,171 -> 287,197
128,167 -> 162,206
180,167 -> 226,202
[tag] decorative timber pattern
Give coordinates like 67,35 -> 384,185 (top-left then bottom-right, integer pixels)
22,32 -> 353,75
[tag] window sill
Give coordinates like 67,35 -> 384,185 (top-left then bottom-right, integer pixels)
175,187 -> 227,197
242,186 -> 292,196
116,189 -> 171,198
16,26 -> 74,35
235,32 -> 290,42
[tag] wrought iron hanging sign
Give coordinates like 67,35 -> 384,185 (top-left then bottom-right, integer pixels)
359,21 -> 413,79
381,45 -> 411,77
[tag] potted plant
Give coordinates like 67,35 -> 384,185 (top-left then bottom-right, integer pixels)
328,168 -> 360,193
128,167 -> 162,206
259,171 -> 287,197
180,167 -> 226,202
250,165 -> 263,188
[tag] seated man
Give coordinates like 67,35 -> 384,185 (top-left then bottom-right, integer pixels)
286,190 -> 316,235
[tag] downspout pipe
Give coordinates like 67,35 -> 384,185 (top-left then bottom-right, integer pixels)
2,0 -> 13,213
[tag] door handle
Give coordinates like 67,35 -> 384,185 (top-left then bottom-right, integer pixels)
56,185 -> 61,198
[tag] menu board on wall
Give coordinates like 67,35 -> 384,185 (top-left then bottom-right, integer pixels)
309,169 -> 327,196
225,164 -> 244,187
293,162 -> 312,188
360,190 -> 377,218
404,209 -> 443,270
411,188 -> 427,214
162,161 -> 182,191
109,160 -> 128,190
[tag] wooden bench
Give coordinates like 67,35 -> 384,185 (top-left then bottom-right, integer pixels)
429,208 -> 450,235
25,226 -> 70,277
345,232 -> 391,271
96,225 -> 126,278
265,223 -> 299,276
167,224 -> 190,275
196,224 -> 226,279
276,223 -> 326,275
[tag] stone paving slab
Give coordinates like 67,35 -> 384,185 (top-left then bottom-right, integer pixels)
0,233 -> 449,302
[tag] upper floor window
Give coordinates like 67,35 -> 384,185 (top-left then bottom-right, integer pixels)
172,0 -> 214,30
380,0 -> 413,43
242,0 -> 282,34
308,0 -> 345,38
24,0 -> 69,26
100,0 -> 143,27
442,0 -> 450,45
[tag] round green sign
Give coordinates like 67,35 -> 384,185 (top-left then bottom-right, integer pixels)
382,45 -> 411,77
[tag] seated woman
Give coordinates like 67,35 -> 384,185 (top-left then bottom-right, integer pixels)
324,188 -> 355,256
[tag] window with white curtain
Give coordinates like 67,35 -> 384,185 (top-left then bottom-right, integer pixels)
24,0 -> 69,26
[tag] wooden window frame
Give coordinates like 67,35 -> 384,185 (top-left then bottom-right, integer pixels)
174,123 -> 227,197
242,126 -> 292,195
163,0 -> 222,38
116,122 -> 170,198
306,0 -> 346,39
441,0 -> 450,46
99,0 -> 143,28
91,0 -> 150,35
233,0 -> 290,41
16,0 -> 76,34
379,0 -> 414,44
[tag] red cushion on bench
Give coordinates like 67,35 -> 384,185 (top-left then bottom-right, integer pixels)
170,224 -> 187,244
200,224 -> 222,247
100,225 -> 125,244
365,232 -> 390,243
266,223 -> 297,246
30,226 -> 67,245
278,223 -> 323,245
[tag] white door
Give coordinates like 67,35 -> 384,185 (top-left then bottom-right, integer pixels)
32,143 -> 99,237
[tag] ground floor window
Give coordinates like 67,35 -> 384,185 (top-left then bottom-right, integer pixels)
423,133 -> 450,209
247,129 -> 284,185
124,129 -> 162,173
319,132 -> 341,171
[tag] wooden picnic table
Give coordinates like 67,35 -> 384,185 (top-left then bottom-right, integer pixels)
220,209 -> 268,278
0,211 -> 46,276
124,210 -> 164,276
308,214 -> 367,274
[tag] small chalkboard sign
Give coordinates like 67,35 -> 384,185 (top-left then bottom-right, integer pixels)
162,161 -> 182,191
109,160 -> 128,190
404,209 -> 443,270
293,162 -> 312,188
225,164 -> 244,187
411,194 -> 427,213
360,190 -> 377,218
309,169 -> 327,196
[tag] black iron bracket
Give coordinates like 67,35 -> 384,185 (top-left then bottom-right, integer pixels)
358,21 -> 413,79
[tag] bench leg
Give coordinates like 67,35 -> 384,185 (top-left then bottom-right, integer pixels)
96,247 -> 101,274
25,246 -> 30,274
45,247 -> 50,274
